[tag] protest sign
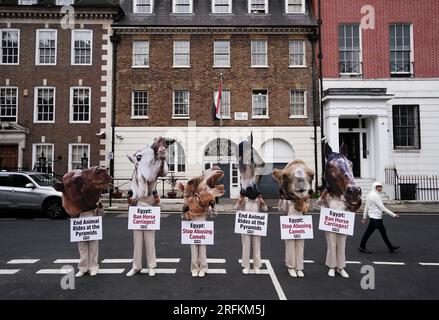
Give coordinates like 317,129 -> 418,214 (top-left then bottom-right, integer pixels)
280,215 -> 314,240
70,216 -> 102,242
128,206 -> 161,230
234,211 -> 268,236
181,221 -> 214,245
318,207 -> 355,236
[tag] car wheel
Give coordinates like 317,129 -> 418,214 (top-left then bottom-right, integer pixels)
44,198 -> 65,219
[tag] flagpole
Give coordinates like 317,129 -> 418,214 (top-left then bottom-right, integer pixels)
220,72 -> 223,128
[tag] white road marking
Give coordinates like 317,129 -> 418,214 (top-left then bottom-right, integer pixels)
98,269 -> 125,274
157,258 -> 180,263
0,218 -> 17,221
206,258 -> 226,263
140,268 -> 177,274
116,214 -> 128,218
102,259 -> 133,263
263,259 -> 287,301
419,263 -> 439,266
7,259 -> 39,264
33,218 -> 50,221
346,261 -> 362,264
0,269 -> 20,274
206,269 -> 227,274
373,261 -> 406,266
37,269 -> 73,275
304,260 -> 314,263
53,259 -> 80,264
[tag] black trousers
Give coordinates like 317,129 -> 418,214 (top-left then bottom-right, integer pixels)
360,218 -> 394,249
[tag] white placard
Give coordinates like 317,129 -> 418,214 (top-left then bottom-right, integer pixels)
181,221 -> 214,245
70,216 -> 102,242
128,206 -> 161,230
318,207 -> 356,236
280,215 -> 314,240
234,112 -> 248,120
234,211 -> 268,237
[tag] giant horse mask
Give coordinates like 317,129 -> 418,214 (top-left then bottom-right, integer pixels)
178,166 -> 225,220
324,143 -> 362,212
272,160 -> 314,213
53,166 -> 112,217
237,134 -> 266,200
127,137 -> 168,200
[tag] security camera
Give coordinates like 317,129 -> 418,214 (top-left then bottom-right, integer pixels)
115,133 -> 124,140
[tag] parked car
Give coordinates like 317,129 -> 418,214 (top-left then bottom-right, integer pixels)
0,171 -> 66,219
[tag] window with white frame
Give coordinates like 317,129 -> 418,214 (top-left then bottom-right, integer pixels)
286,0 -> 305,13
132,41 -> 149,67
165,140 -> 186,173
252,89 -> 268,117
1,29 -> 19,64
132,90 -> 148,118
390,24 -> 412,74
339,24 -> 361,74
32,144 -> 54,170
69,144 -> 90,171
173,90 -> 189,118
212,0 -> 232,14
173,0 -> 192,14
18,0 -> 37,5
173,41 -> 190,67
70,87 -> 90,123
214,41 -> 230,67
0,87 -> 18,122
214,90 -> 230,118
251,40 -> 268,67
248,0 -> 268,14
34,87 -> 55,123
71,30 -> 92,65
56,0 -> 74,5
133,0 -> 153,13
289,40 -> 305,66
392,105 -> 420,149
290,90 -> 306,117
36,30 -> 57,65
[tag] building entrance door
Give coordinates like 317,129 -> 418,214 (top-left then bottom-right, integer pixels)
0,145 -> 18,169
339,132 -> 361,177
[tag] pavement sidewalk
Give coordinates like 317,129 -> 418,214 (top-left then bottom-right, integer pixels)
102,197 -> 439,214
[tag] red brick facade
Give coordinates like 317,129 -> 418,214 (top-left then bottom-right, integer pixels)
315,0 -> 439,78
0,6 -> 117,174
115,32 -> 317,128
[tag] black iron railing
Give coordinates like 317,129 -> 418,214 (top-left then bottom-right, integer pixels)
385,167 -> 439,201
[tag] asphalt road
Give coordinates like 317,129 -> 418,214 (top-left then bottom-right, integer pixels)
0,211 -> 439,300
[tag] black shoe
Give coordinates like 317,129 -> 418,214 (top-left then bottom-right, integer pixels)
389,246 -> 400,253
359,247 -> 372,254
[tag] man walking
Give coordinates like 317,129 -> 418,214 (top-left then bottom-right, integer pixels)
359,182 -> 400,253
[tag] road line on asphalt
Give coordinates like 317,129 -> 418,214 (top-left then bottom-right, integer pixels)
419,262 -> 439,266
346,261 -> 362,264
53,259 -> 80,264
102,259 -> 133,263
373,261 -> 406,265
7,259 -> 39,264
262,259 -> 287,301
157,258 -> 180,263
206,258 -> 226,263
98,269 -> 125,274
206,269 -> 227,274
140,268 -> 177,274
0,269 -> 20,274
304,260 -> 314,263
33,218 -> 50,221
37,269 -> 73,274
0,218 -> 17,221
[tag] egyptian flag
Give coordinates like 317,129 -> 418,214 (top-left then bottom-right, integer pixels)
211,80 -> 222,121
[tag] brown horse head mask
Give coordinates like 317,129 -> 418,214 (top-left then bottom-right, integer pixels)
324,143 -> 362,211
53,166 -> 112,217
178,166 -> 225,220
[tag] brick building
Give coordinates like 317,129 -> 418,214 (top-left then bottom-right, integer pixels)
112,0 -> 320,198
315,0 -> 439,199
0,0 -> 120,174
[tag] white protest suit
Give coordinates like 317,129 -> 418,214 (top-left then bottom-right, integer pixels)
279,199 -> 305,272
131,195 -> 157,273
317,194 -> 348,271
239,197 -> 267,272
77,205 -> 104,275
190,215 -> 208,275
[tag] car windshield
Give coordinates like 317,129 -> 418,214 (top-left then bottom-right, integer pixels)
29,174 -> 60,187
